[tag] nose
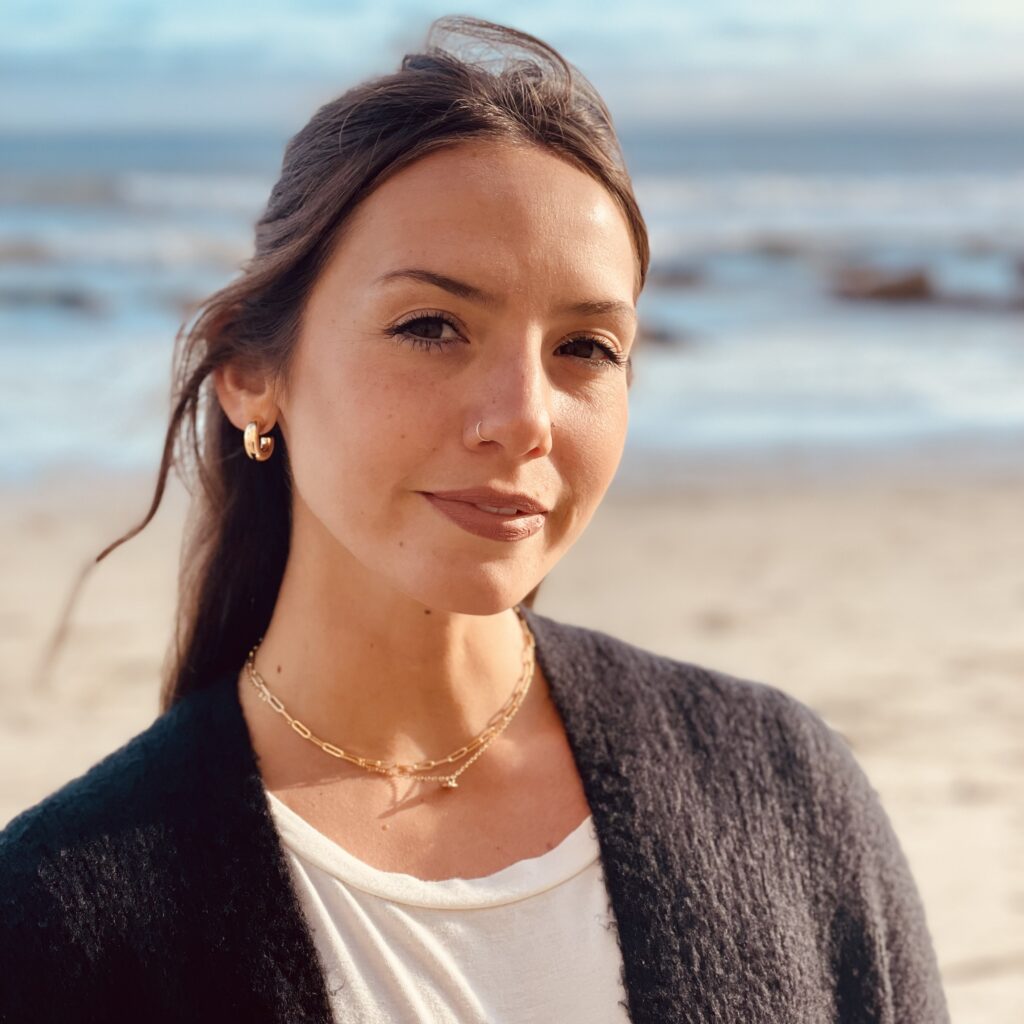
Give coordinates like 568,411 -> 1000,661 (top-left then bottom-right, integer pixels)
469,339 -> 553,459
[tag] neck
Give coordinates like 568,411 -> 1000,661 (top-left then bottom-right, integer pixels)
247,514 -> 537,775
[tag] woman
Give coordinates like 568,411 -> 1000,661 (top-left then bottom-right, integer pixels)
0,16 -> 948,1024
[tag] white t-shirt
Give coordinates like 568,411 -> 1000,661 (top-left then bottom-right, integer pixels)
265,790 -> 631,1023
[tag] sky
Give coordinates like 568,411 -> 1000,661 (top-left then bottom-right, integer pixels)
3,0 -> 1024,131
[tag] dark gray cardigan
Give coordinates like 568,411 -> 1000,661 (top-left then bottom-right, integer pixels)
0,605 -> 949,1022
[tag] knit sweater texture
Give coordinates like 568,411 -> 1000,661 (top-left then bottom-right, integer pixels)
0,605 -> 950,1022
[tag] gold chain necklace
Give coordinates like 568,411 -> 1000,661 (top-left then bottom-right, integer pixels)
244,604 -> 536,790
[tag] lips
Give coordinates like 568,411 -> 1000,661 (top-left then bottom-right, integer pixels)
425,488 -> 550,515
420,491 -> 548,542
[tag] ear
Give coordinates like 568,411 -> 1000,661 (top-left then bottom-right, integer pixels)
212,359 -> 278,433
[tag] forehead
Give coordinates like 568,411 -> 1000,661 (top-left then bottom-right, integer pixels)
326,140 -> 639,300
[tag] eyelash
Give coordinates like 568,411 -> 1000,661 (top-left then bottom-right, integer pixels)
384,312 -> 628,371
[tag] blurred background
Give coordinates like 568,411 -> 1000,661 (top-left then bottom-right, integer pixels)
1,2 -> 1021,1020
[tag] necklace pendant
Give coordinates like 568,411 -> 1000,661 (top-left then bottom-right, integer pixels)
441,777 -> 458,789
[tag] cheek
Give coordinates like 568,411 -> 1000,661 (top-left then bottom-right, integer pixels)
563,386 -> 629,488
544,384 -> 628,549
284,346 -> 442,508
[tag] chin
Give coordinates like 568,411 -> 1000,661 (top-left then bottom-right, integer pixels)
400,564 -> 540,617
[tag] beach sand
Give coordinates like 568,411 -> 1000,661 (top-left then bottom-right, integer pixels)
1,453 -> 1021,1022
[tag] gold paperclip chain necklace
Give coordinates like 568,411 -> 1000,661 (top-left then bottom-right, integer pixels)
244,604 -> 536,790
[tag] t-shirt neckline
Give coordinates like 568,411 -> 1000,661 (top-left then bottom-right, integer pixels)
265,788 -> 600,910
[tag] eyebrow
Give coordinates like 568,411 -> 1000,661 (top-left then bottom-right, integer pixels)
375,267 -> 637,323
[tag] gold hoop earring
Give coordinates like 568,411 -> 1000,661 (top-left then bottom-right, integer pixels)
243,420 -> 275,461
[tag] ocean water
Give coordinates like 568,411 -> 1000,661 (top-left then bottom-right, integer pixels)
2,124 -> 1023,487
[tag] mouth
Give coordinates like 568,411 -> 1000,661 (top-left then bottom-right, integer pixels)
422,488 -> 550,516
419,492 -> 547,542
452,501 -> 532,517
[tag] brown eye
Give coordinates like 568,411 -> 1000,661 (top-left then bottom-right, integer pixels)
385,313 -> 463,352
559,336 -> 625,369
401,316 -> 452,340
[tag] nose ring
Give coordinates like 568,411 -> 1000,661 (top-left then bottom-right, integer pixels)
475,421 -> 492,443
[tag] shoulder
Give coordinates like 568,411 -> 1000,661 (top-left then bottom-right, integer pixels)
525,603 -> 842,741
2,679 -> 225,855
0,677 -> 237,948
529,607 -> 926,928
525,604 -> 871,818
526,609 -> 949,1019
540,610 -> 927,893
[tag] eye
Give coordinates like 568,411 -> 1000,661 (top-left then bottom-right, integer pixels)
558,335 -> 627,370
385,313 -> 627,371
385,313 -> 464,352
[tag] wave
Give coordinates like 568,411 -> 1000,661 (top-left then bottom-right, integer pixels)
0,226 -> 249,269
0,171 -> 270,214
635,171 -> 1024,256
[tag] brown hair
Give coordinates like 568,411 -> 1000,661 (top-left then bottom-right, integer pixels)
82,16 -> 650,713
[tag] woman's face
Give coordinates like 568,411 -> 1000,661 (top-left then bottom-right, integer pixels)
276,139 -> 639,614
